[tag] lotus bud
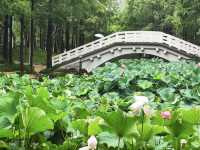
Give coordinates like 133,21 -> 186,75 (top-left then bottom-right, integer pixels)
161,111 -> 171,119
120,64 -> 126,73
180,139 -> 187,148
88,135 -> 97,150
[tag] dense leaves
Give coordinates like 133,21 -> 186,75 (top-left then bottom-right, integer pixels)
121,0 -> 200,44
0,59 -> 200,149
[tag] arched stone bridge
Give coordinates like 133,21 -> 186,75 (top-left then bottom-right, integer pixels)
52,31 -> 200,72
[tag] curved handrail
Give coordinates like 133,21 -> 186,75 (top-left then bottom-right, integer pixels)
52,31 -> 200,66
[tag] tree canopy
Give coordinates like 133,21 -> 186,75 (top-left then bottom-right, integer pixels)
120,0 -> 200,44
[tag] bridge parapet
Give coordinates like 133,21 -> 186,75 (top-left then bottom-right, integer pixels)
52,31 -> 200,67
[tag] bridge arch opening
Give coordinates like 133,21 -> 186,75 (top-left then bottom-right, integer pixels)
82,45 -> 184,72
93,53 -> 168,70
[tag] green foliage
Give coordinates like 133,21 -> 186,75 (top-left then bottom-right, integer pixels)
137,80 -> 153,90
0,59 -> 200,149
99,110 -> 137,138
98,132 -> 124,148
21,107 -> 54,135
120,0 -> 200,43
0,96 -> 19,122
157,88 -> 176,102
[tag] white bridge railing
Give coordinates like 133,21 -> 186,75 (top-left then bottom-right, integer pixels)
52,31 -> 200,66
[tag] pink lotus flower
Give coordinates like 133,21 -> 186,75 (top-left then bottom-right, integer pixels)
87,135 -> 97,150
161,111 -> 171,119
197,63 -> 200,67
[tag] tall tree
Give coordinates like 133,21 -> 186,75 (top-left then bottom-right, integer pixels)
30,0 -> 34,71
46,0 -> 53,68
0,0 -> 118,70
20,15 -> 25,74
8,15 -> 13,64
3,15 -> 9,63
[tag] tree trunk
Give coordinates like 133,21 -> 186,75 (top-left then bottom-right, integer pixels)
0,25 -> 2,52
60,26 -> 64,52
20,15 -> 25,75
75,22 -> 79,47
53,25 -> 58,53
30,0 -> 34,71
39,26 -> 45,50
3,15 -> 9,63
25,31 -> 29,50
46,0 -> 53,69
65,22 -> 70,50
9,16 -> 13,64
39,26 -> 42,49
71,18 -> 75,49
79,20 -> 84,46
79,32 -> 84,46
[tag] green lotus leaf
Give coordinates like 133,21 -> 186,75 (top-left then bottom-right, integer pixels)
138,80 -> 153,90
98,132 -> 124,148
21,107 -> 54,134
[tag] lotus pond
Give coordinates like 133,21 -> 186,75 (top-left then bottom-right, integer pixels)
0,59 -> 200,150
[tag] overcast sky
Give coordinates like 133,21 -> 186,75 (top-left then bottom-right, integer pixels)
117,0 -> 127,10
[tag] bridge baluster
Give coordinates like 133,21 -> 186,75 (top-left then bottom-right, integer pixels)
115,33 -> 119,42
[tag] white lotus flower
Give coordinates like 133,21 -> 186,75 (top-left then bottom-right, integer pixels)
79,146 -> 90,150
143,105 -> 153,116
134,96 -> 149,104
129,101 -> 144,112
129,96 -> 149,113
87,136 -> 97,150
